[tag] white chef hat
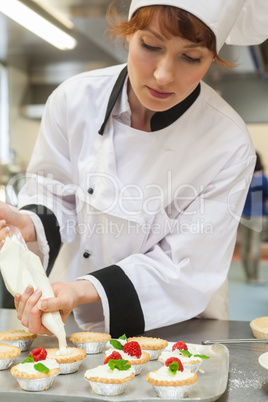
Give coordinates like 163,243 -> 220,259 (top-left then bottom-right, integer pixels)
128,0 -> 268,51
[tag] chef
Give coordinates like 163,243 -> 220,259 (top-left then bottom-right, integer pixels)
0,0 -> 268,337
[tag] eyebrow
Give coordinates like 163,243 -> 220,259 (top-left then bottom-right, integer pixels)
144,28 -> 206,50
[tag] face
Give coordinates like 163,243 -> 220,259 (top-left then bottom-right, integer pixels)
127,14 -> 214,115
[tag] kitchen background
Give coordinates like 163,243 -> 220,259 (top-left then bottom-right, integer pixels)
0,0 -> 268,314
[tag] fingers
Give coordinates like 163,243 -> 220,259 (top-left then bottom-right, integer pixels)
0,220 -> 10,242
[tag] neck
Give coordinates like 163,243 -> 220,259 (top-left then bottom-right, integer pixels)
128,80 -> 155,131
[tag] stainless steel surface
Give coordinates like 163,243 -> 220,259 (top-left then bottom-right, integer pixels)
203,339 -> 268,345
1,310 -> 268,401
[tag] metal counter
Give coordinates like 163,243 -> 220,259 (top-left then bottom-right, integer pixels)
0,309 -> 268,401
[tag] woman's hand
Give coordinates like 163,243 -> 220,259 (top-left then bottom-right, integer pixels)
0,201 -> 36,245
14,280 -> 100,335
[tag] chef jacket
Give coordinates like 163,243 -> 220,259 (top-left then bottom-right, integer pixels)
18,63 -> 255,337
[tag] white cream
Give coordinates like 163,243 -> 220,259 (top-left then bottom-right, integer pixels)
16,358 -> 59,375
56,348 -> 77,357
85,365 -> 135,380
149,366 -> 195,382
0,235 -> 67,349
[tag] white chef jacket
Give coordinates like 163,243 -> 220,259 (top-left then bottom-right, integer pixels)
18,63 -> 255,337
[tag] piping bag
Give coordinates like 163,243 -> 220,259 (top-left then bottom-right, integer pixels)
0,227 -> 67,349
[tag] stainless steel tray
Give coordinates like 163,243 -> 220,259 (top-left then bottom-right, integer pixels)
0,341 -> 229,401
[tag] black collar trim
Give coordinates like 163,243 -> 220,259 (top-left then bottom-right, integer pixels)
98,65 -> 200,134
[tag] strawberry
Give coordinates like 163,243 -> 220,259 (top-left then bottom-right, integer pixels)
104,351 -> 122,364
123,341 -> 142,358
172,341 -> 188,352
165,357 -> 184,372
30,347 -> 47,362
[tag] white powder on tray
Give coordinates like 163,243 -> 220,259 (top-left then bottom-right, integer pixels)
228,368 -> 263,391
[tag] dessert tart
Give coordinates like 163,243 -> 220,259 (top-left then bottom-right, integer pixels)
127,336 -> 168,360
158,341 -> 207,372
69,331 -> 111,354
11,347 -> 60,392
46,347 -> 86,374
0,330 -> 37,352
85,359 -> 135,396
146,357 -> 198,398
250,317 -> 268,339
104,340 -> 150,375
0,343 -> 21,370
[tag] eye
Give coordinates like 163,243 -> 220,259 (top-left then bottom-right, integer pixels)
141,40 -> 161,51
183,54 -> 201,63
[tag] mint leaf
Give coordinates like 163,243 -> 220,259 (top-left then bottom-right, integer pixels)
108,359 -> 131,371
22,353 -> 34,364
194,354 -> 209,359
119,334 -> 127,340
109,340 -> 124,350
168,362 -> 179,375
179,350 -> 192,358
34,363 -> 50,373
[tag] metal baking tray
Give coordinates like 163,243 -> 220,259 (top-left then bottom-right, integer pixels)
0,341 -> 229,402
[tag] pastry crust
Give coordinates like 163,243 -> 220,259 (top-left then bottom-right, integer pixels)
46,347 -> 86,364
0,330 -> 37,341
70,332 -> 111,343
250,317 -> 268,339
85,372 -> 135,384
146,370 -> 198,386
0,343 -> 21,359
11,365 -> 60,380
127,336 -> 168,350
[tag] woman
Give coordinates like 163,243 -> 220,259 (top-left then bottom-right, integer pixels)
0,0 -> 267,337
240,152 -> 268,283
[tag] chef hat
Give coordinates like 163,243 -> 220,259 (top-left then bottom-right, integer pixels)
128,0 -> 268,51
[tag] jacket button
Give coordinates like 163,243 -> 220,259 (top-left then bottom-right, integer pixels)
87,187 -> 94,195
83,252 -> 90,258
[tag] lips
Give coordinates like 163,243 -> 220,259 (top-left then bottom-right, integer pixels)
147,86 -> 172,99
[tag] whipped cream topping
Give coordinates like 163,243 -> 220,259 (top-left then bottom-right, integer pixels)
16,358 -> 59,375
106,348 -> 143,361
159,350 -> 202,363
56,347 -> 73,356
148,366 -> 195,382
85,364 -> 135,380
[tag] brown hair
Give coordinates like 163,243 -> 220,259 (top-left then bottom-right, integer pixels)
106,2 -> 234,68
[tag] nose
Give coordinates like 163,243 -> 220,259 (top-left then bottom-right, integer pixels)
154,56 -> 175,86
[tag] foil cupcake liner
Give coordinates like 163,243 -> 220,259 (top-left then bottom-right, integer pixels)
0,357 -> 15,370
144,348 -> 164,361
183,361 -> 202,373
131,364 -> 143,376
152,384 -> 193,398
3,339 -> 34,352
14,373 -> 59,392
86,380 -> 129,396
59,359 -> 84,375
71,340 -> 107,354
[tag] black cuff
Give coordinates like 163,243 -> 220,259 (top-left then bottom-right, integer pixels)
90,265 -> 145,338
20,204 -> 62,276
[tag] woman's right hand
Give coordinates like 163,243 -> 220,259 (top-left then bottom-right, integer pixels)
0,201 -> 36,244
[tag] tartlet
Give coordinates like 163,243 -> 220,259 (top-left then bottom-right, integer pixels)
158,341 -> 208,372
0,343 -> 21,370
11,358 -> 60,391
104,341 -> 150,375
250,317 -> 268,339
0,330 -> 37,352
146,357 -> 198,398
127,336 -> 168,360
46,347 -> 86,374
85,361 -> 135,396
69,332 -> 111,354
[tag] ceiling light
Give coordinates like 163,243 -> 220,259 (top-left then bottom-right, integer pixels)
0,0 -> 77,50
